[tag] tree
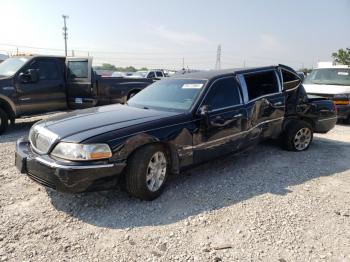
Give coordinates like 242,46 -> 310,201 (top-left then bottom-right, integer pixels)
94,63 -> 117,71
332,48 -> 350,65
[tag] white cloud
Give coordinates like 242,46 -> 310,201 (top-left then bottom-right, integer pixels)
154,26 -> 210,46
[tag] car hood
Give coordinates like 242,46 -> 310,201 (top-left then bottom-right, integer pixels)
38,104 -> 179,143
304,83 -> 350,95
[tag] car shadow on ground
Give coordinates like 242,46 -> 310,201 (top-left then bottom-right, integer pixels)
48,136 -> 350,229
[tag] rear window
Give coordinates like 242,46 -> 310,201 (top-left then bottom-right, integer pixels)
244,71 -> 279,100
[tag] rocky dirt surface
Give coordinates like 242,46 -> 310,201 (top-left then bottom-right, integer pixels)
0,116 -> 350,262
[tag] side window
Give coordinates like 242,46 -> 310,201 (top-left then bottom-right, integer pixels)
68,61 -> 88,79
32,60 -> 59,80
156,71 -> 163,77
205,77 -> 242,110
281,69 -> 301,90
244,71 -> 279,100
148,71 -> 155,78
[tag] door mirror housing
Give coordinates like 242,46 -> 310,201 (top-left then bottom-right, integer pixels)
198,105 -> 210,127
199,105 -> 209,117
19,69 -> 39,83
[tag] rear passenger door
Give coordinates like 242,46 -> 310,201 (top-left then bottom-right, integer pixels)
66,57 -> 96,109
237,69 -> 285,140
193,76 -> 247,163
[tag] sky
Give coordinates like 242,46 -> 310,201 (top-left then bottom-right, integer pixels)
0,0 -> 349,70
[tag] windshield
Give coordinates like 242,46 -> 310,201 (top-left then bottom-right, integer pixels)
0,57 -> 29,77
128,78 -> 206,112
304,68 -> 350,86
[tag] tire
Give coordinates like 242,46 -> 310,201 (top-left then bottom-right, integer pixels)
0,108 -> 9,135
126,144 -> 169,201
283,120 -> 313,151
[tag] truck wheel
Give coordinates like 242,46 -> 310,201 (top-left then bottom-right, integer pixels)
284,121 -> 313,151
126,144 -> 169,201
0,108 -> 9,134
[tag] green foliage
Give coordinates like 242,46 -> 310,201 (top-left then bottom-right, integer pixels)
93,64 -> 147,72
332,48 -> 350,65
94,63 -> 117,71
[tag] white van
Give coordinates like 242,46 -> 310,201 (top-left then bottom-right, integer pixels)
303,63 -> 350,123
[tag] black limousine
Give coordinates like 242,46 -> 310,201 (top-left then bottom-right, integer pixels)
15,65 -> 337,200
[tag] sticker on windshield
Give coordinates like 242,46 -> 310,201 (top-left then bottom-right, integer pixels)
338,72 -> 349,76
182,83 -> 204,89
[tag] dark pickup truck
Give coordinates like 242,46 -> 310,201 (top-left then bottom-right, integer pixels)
16,65 -> 337,200
0,56 -> 153,133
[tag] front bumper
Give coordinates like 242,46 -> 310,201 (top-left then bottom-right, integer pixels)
336,104 -> 350,120
15,138 -> 126,192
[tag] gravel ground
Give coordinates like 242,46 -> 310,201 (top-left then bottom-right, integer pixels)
0,116 -> 350,262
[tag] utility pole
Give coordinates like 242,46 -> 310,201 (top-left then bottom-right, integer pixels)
215,45 -> 221,70
182,57 -> 185,70
62,15 -> 69,57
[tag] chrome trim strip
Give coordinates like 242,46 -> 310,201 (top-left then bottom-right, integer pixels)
317,116 -> 338,122
185,117 -> 285,150
35,157 -> 116,170
2,86 -> 15,91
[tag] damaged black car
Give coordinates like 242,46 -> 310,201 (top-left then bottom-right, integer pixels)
15,65 -> 337,200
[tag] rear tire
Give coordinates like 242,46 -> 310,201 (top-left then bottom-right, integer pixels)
126,144 -> 169,201
0,108 -> 9,135
283,120 -> 313,151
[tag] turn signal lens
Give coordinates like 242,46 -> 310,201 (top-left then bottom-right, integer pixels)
334,100 -> 349,105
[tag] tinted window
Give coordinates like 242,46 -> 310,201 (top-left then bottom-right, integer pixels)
156,71 -> 163,77
244,71 -> 279,100
205,77 -> 242,110
68,61 -> 88,78
282,69 -> 301,90
32,60 -> 59,80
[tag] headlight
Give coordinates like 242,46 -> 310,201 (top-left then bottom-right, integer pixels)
29,125 -> 59,154
51,142 -> 112,161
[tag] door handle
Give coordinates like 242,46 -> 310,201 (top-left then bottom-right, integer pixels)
273,101 -> 283,106
233,113 -> 243,118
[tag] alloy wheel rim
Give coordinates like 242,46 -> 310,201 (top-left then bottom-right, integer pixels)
294,127 -> 312,151
146,151 -> 167,192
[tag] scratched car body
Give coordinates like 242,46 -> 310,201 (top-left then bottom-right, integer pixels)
15,65 -> 337,200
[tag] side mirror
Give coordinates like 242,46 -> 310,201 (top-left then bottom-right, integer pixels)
19,69 -> 39,83
199,105 -> 209,117
198,105 -> 210,127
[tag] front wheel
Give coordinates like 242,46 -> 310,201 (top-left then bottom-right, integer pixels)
283,121 -> 313,151
126,144 -> 169,201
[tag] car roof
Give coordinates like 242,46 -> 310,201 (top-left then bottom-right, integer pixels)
171,66 -> 278,80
